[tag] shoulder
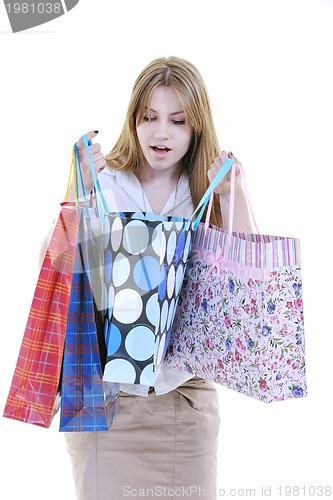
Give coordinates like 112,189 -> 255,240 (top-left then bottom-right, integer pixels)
98,166 -> 117,180
98,167 -> 141,202
99,167 -> 135,188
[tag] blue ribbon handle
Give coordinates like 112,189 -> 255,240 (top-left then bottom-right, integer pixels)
73,142 -> 90,218
81,134 -> 110,220
189,156 -> 235,230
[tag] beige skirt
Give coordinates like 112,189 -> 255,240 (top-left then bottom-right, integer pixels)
65,377 -> 220,500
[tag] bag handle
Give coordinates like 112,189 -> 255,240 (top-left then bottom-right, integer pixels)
81,135 -> 109,214
64,134 -> 110,220
204,161 -> 260,239
188,156 -> 235,230
64,137 -> 93,204
81,135 -> 110,220
66,137 -> 252,234
229,162 -> 259,233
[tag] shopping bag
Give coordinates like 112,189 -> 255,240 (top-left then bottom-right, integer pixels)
164,164 -> 307,403
59,218 -> 119,432
74,135 -> 228,388
70,136 -> 199,388
3,205 -> 79,427
102,211 -> 195,386
100,156 -> 236,387
3,138 -> 102,428
58,138 -> 120,431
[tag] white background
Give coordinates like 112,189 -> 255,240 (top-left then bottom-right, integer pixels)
1,0 -> 332,498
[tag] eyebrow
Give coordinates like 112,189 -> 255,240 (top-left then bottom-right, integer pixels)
147,107 -> 185,116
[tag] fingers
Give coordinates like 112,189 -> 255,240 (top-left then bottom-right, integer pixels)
210,150 -> 235,177
91,152 -> 107,173
76,130 -> 99,149
84,143 -> 102,155
83,148 -> 106,173
210,151 -> 228,176
208,150 -> 241,187
207,169 -> 214,184
213,151 -> 241,171
74,130 -> 106,178
232,155 -> 241,167
207,149 -> 243,198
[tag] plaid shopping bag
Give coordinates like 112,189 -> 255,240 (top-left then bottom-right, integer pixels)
164,165 -> 307,403
3,206 -> 79,427
59,137 -> 119,432
59,234 -> 118,432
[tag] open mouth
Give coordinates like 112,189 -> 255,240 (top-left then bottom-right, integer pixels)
151,146 -> 171,152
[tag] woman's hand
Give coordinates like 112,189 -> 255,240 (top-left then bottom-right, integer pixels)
207,151 -> 242,199
75,130 -> 106,193
208,150 -> 253,233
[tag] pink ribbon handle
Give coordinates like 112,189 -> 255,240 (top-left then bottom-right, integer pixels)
204,162 -> 260,240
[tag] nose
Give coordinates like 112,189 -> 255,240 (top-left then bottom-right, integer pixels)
153,119 -> 171,140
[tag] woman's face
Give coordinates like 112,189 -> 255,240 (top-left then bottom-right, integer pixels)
136,85 -> 193,176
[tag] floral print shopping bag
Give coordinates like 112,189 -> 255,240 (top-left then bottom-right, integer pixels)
164,165 -> 307,403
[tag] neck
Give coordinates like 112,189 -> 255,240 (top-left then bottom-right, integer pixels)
138,163 -> 182,186
136,167 -> 182,215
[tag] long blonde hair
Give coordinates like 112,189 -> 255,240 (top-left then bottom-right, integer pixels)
105,56 -> 222,226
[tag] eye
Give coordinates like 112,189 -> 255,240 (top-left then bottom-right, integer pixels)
172,119 -> 186,125
143,116 -> 156,122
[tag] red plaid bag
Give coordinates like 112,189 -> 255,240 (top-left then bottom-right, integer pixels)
3,205 -> 79,427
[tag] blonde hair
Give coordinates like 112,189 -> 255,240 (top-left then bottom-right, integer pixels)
105,56 -> 222,226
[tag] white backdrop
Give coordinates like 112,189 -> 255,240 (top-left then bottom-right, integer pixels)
1,0 -> 332,498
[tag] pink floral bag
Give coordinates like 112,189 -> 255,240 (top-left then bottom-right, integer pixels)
164,164 -> 307,403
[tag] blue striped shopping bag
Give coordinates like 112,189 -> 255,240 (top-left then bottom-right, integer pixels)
59,139 -> 119,432
59,234 -> 119,432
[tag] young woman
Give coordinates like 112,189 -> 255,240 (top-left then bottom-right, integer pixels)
66,56 -> 253,500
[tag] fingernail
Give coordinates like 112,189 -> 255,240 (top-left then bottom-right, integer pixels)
94,130 -> 99,134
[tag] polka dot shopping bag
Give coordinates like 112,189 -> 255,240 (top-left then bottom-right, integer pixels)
100,155 -> 235,387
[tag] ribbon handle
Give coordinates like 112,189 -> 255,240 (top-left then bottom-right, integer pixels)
64,135 -> 110,221
229,162 -> 260,234
64,142 -> 90,217
186,156 -> 235,230
204,162 -> 260,248
81,134 -> 109,220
